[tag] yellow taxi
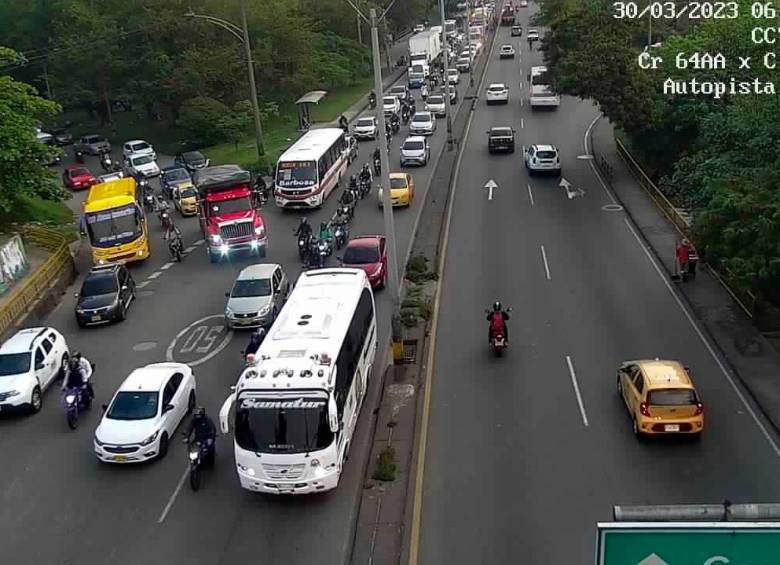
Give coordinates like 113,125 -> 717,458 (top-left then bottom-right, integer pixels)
173,184 -> 199,216
378,172 -> 414,208
616,359 -> 704,439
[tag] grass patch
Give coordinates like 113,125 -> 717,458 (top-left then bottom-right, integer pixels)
406,254 -> 438,284
371,446 -> 397,482
0,194 -> 74,230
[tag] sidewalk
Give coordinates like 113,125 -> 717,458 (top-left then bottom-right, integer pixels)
589,117 -> 780,432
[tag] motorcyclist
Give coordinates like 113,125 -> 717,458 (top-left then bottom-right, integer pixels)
390,111 -> 400,131
319,221 -> 333,244
294,217 -> 313,239
338,114 -> 349,132
360,163 -> 373,185
62,352 -> 94,400
486,301 -> 510,343
245,327 -> 266,358
368,90 -> 377,107
421,83 -> 429,100
339,186 -> 356,208
348,174 -> 358,191
183,407 -> 217,461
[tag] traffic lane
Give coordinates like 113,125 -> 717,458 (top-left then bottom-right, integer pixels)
419,89 -> 595,564
0,73 -> 472,565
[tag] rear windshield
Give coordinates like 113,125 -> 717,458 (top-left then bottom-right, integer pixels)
412,114 -> 430,122
428,96 -> 444,104
344,245 -> 379,264
70,167 -> 90,177
536,150 -> 557,159
489,85 -> 506,92
131,142 -> 150,151
383,97 -> 396,105
491,128 -> 512,137
404,140 -> 425,150
647,389 -> 697,406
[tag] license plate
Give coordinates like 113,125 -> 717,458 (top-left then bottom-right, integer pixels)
113,455 -> 128,461
664,424 -> 680,432
239,319 -> 253,325
91,315 -> 101,322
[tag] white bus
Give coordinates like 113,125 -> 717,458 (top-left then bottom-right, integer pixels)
274,128 -> 349,208
529,66 -> 560,108
219,268 -> 378,494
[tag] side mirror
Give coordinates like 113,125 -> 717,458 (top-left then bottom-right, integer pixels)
328,395 -> 339,433
163,403 -> 175,414
102,403 -> 108,412
225,291 -> 230,297
74,293 -> 79,299
685,366 -> 691,373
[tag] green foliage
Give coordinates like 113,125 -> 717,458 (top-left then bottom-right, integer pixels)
406,254 -> 438,283
371,446 -> 396,482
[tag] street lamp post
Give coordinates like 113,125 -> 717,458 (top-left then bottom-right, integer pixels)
467,1 -> 474,87
439,0 -> 454,149
345,0 -> 402,345
185,0 -> 266,160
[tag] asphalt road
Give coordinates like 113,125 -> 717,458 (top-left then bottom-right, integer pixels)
0,43 -> 473,565
417,5 -> 780,564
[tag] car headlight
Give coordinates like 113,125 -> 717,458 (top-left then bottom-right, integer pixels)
310,458 -> 320,467
94,436 -> 106,447
258,304 -> 270,316
210,234 -> 222,245
4,390 -> 20,398
225,306 -> 233,316
189,448 -> 200,461
254,225 -> 265,236
140,430 -> 160,446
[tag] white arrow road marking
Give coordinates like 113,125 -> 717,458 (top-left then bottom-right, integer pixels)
559,177 -> 585,199
484,179 -> 499,200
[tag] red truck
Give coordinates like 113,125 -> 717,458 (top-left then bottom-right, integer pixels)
501,6 -> 515,25
193,165 -> 267,263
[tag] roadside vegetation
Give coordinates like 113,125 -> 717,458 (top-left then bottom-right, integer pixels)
538,0 -> 780,310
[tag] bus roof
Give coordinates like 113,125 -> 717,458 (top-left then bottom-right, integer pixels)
277,128 -> 344,164
84,177 -> 137,214
530,65 -> 548,75
236,268 -> 371,392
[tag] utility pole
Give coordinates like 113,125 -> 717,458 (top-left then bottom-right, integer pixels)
357,14 -> 363,44
439,0 -> 454,150
345,0 -> 402,346
467,0 -> 474,87
240,0 -> 266,158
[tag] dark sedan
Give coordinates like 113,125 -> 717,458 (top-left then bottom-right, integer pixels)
74,264 -> 135,327
51,128 -> 73,146
174,150 -> 210,172
160,166 -> 193,199
487,126 -> 515,153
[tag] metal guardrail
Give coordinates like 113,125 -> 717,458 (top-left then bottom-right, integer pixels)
0,226 -> 74,337
612,136 -> 756,318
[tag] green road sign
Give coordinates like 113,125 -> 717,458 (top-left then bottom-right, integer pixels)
597,523 -> 780,565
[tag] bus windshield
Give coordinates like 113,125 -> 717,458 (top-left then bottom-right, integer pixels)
235,394 -> 334,454
85,204 -> 142,247
276,161 -> 317,188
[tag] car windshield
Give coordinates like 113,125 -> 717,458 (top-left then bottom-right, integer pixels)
132,155 -> 154,166
412,114 -> 430,123
344,244 -> 380,264
85,136 -> 103,143
208,197 -> 252,215
183,152 -> 205,163
647,389 -> 697,406
489,85 -> 506,92
357,118 -> 374,127
85,204 -> 142,247
448,70 -> 458,75
164,168 -> 189,182
231,277 -> 272,298
81,274 -> 117,296
107,391 -> 159,420
404,140 -> 425,150
501,45 -> 512,50
536,150 -> 557,159
491,128 -> 512,137
180,187 -> 197,198
276,160 -> 317,188
70,167 -> 90,177
383,97 -> 396,105
390,177 -> 409,189
131,142 -> 150,151
428,96 -> 444,104
0,353 -> 31,376
235,394 -> 334,453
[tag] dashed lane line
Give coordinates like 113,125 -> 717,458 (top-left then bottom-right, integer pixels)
540,245 -> 551,280
136,281 -> 150,289
148,271 -> 162,280
160,262 -> 175,270
566,355 -> 589,427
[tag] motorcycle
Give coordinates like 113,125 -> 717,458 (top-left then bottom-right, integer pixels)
359,177 -> 371,199
334,221 -> 349,250
373,156 -> 381,176
143,188 -> 155,212
75,150 -> 85,164
369,93 -> 377,109
100,153 -> 113,173
401,108 -> 411,125
307,239 -> 324,268
485,308 -> 512,357
338,201 -> 355,222
183,436 -> 215,492
390,119 -> 400,135
168,228 -> 183,261
63,362 -> 95,430
297,233 -> 312,261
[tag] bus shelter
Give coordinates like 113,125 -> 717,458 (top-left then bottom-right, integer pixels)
295,90 -> 328,132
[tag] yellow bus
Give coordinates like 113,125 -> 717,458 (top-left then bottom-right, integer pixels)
81,177 -> 150,265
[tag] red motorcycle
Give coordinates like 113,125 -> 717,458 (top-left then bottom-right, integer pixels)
486,307 -> 512,357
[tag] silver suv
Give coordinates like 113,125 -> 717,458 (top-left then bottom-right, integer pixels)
224,264 -> 290,329
400,136 -> 430,167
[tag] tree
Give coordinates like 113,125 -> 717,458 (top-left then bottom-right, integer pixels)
0,47 -> 62,213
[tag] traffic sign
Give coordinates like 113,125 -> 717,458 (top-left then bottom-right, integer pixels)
597,522 -> 780,565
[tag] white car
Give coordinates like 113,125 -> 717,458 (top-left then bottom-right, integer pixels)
469,41 -> 482,54
486,83 -> 509,104
410,111 -> 436,135
122,139 -> 156,161
94,363 -> 196,463
456,57 -> 471,72
520,0 -> 528,6
353,116 -> 378,140
499,44 -> 515,58
400,136 -> 430,167
425,94 -> 446,117
383,95 -> 401,117
528,28 -> 539,41
525,144 -> 561,175
447,69 -> 460,85
0,327 -> 70,414
125,153 -> 160,178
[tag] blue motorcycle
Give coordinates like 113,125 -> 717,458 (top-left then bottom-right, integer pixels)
63,362 -> 94,429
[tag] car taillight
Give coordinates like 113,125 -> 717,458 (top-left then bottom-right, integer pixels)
639,402 -> 651,417
694,402 -> 704,416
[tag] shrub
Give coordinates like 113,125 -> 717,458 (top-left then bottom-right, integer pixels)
371,446 -> 396,482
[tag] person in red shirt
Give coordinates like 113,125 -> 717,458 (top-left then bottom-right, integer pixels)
676,238 -> 691,276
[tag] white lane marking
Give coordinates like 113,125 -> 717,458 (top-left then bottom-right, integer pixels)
184,246 -> 197,253
157,464 -> 190,524
540,245 -> 551,280
527,183 -> 534,206
520,117 -> 524,129
583,114 -> 618,205
166,314 -> 234,367
160,262 -> 175,270
148,272 -> 162,280
622,217 -> 780,459
136,281 -> 149,289
566,355 -> 589,427
522,144 -> 526,154
520,96 -> 524,107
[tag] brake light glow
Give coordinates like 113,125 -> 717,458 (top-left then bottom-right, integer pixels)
694,402 -> 704,416
640,402 -> 651,417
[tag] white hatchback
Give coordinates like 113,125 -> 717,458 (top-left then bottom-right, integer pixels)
525,144 -> 562,174
447,68 -> 460,85
425,95 -> 446,117
125,153 -> 160,178
122,139 -> 156,161
486,83 -> 509,104
0,327 -> 70,414
353,116 -> 378,140
410,111 -> 436,135
94,363 -> 196,463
